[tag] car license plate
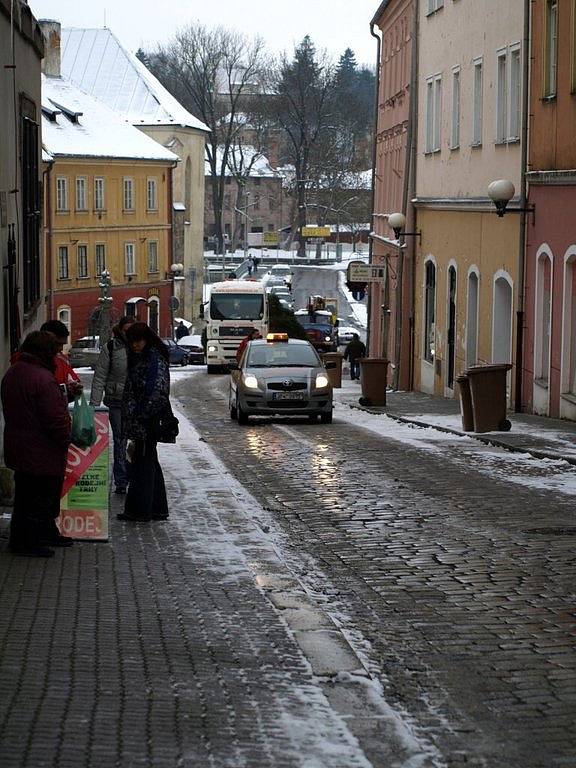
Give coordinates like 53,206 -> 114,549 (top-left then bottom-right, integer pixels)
272,391 -> 306,400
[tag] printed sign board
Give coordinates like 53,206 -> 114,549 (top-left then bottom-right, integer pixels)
262,232 -> 279,246
302,226 -> 331,239
347,262 -> 386,283
59,411 -> 110,541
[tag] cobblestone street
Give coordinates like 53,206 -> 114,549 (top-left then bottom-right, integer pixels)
173,372 -> 576,768
1,368 -> 575,768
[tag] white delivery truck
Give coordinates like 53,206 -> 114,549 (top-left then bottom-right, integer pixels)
204,280 -> 269,373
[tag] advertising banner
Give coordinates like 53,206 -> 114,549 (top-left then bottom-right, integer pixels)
58,411 -> 110,541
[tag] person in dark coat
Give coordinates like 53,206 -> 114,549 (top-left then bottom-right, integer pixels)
89,316 -> 135,494
117,323 -> 170,522
1,331 -> 72,557
343,333 -> 366,381
175,321 -> 188,340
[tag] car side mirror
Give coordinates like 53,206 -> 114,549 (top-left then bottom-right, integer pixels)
325,361 -> 336,369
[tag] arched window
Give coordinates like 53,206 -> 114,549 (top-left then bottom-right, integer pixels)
57,305 -> 71,334
492,272 -> 513,364
534,248 -> 553,384
148,298 -> 159,334
424,260 -> 436,362
447,264 -> 457,387
561,248 -> 576,394
466,269 -> 479,367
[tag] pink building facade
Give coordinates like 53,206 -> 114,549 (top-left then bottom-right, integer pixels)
369,0 -> 414,389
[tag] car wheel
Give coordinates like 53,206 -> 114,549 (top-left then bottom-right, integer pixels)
230,396 -> 238,421
237,398 -> 249,425
320,411 -> 333,424
180,355 -> 188,367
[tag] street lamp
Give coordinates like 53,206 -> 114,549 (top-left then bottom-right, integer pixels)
97,269 -> 113,344
487,179 -> 535,218
170,262 -> 184,340
388,212 -> 421,241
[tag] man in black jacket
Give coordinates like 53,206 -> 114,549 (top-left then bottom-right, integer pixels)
343,334 -> 366,381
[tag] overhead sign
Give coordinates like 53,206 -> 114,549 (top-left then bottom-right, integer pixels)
59,411 -> 110,541
347,262 -> 386,283
262,232 -> 279,246
302,226 -> 331,239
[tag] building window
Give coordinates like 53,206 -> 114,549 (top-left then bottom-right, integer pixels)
125,243 -> 136,275
496,50 -> 508,143
21,107 -> 41,312
148,298 -> 159,334
147,178 -> 158,211
77,245 -> 88,278
466,270 -> 479,367
148,241 -> 159,273
535,252 -> 552,384
561,252 -> 576,394
123,178 -> 134,211
451,68 -> 460,149
544,0 -> 558,97
424,261 -> 436,363
509,47 -> 521,140
76,177 -> 88,211
472,58 -> 483,145
95,244 -> 106,275
56,177 -> 68,211
57,306 -> 71,335
58,245 -> 69,279
426,75 -> 442,153
94,177 -> 105,210
427,0 -> 444,14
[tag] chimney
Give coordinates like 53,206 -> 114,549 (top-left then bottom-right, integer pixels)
39,20 -> 61,78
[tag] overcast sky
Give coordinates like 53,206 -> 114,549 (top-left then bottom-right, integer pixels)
29,0 -> 379,66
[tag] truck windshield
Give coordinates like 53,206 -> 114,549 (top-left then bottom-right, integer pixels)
210,293 -> 264,320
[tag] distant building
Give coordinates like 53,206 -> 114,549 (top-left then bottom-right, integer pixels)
0,0 -> 44,375
205,147 -> 285,251
40,24 -> 179,341
59,26 -> 209,320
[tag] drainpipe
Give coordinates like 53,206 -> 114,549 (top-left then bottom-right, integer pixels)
409,0 -> 420,390
367,21 -> 382,357
44,160 -> 54,317
393,0 -> 419,390
515,0 -> 531,412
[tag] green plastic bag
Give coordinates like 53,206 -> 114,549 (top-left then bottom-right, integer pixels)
71,393 -> 97,449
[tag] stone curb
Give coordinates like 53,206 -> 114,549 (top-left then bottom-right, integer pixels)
346,402 -> 576,467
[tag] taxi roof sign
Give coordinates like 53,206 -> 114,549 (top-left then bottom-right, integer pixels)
266,333 -> 289,342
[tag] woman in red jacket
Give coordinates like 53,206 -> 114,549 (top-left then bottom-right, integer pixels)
1,331 -> 72,557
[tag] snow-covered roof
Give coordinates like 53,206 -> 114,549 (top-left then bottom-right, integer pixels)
205,145 -> 281,179
41,75 -> 179,162
60,27 -> 209,133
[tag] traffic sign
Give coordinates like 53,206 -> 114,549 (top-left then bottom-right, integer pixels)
302,225 -> 331,238
347,263 -> 386,283
169,296 -> 180,311
263,232 -> 279,246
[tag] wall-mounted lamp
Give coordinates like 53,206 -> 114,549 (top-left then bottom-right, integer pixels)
487,180 -> 535,218
387,212 -> 421,242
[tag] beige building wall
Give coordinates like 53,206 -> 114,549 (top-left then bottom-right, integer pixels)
414,0 -> 524,398
142,126 -> 206,320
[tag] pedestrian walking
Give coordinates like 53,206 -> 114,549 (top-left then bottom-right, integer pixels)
1,331 -> 72,557
175,321 -> 188,340
343,333 -> 366,381
236,328 -> 262,362
89,316 -> 135,494
117,323 -> 170,522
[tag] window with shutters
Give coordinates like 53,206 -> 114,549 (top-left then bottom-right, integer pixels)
76,177 -> 88,211
77,245 -> 88,278
95,244 -> 106,275
58,246 -> 69,280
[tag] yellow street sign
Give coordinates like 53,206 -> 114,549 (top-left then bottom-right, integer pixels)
263,232 -> 279,246
302,226 -> 331,238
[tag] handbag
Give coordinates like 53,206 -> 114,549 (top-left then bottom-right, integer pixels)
149,402 -> 179,444
71,393 -> 97,448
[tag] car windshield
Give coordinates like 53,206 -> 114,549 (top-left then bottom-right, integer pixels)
247,343 -> 321,368
210,293 -> 264,320
72,338 -> 97,349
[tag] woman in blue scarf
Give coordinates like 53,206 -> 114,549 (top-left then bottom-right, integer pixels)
118,322 -> 170,522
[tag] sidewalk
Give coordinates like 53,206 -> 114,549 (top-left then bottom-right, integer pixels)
335,378 -> 576,464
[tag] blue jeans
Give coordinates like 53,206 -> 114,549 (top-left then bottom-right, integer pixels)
108,405 -> 129,490
350,360 -> 361,380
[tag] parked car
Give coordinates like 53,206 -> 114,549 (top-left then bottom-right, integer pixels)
161,338 -> 189,366
175,334 -> 205,365
229,334 -> 334,424
69,336 -> 100,369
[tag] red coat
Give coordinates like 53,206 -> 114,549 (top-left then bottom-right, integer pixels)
1,353 -> 71,476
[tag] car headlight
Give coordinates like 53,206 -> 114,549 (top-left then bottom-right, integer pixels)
208,345 -> 217,352
315,374 -> 329,389
243,374 -> 259,389
325,336 -> 331,342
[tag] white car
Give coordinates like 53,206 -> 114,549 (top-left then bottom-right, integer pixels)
338,326 -> 363,345
263,264 -> 293,288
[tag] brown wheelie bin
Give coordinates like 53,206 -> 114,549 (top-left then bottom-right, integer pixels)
456,374 -> 474,432
321,352 -> 344,388
466,364 -> 512,432
359,358 -> 389,407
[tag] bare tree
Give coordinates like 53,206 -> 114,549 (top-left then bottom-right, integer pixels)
272,36 -> 335,258
147,25 -> 267,254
